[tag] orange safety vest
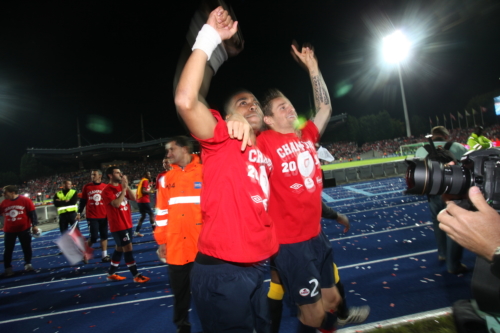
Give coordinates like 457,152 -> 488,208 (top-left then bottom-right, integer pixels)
154,154 -> 203,265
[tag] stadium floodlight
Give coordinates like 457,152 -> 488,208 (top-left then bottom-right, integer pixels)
382,30 -> 410,64
382,30 -> 412,137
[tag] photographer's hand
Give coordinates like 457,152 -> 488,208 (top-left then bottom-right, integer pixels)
438,186 -> 500,261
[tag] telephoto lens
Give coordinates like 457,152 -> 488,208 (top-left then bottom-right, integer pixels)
404,158 -> 471,196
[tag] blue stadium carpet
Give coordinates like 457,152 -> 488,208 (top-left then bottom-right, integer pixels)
0,177 -> 475,332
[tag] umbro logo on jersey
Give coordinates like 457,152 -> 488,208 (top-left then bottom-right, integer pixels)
299,288 -> 310,297
290,183 -> 303,190
251,195 -> 263,204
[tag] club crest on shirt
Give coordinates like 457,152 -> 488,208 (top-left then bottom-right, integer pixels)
299,288 -> 310,297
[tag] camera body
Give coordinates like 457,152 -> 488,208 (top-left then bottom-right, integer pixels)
405,147 -> 500,211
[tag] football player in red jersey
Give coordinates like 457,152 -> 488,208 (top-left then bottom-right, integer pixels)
174,7 -> 277,333
77,169 -> 110,262
102,167 -> 150,283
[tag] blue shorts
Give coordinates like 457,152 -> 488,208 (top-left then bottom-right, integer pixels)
274,231 -> 334,306
138,202 -> 153,215
190,253 -> 270,333
111,228 -> 133,247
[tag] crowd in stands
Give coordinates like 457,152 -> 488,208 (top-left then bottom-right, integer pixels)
19,124 -> 500,199
322,124 -> 500,163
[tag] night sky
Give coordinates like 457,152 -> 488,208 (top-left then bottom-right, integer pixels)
1,0 -> 499,173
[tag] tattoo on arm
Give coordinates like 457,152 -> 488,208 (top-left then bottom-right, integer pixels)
312,75 -> 330,110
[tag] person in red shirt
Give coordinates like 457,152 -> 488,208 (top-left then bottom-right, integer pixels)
1,185 -> 39,277
174,7 -> 277,332
134,171 -> 156,237
101,167 -> 150,283
77,169 -> 110,262
257,44 -> 340,332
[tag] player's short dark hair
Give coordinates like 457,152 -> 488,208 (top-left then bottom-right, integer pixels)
431,126 -> 449,141
261,88 -> 286,117
3,185 -> 18,194
63,180 -> 72,185
143,171 -> 150,177
168,136 -> 193,154
105,166 -> 120,180
223,88 -> 254,116
91,169 -> 102,175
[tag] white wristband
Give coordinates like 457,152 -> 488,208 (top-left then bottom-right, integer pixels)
192,24 -> 222,61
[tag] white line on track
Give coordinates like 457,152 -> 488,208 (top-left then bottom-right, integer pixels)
0,293 -> 175,325
329,222 -> 432,241
0,264 -> 166,291
338,249 -> 437,270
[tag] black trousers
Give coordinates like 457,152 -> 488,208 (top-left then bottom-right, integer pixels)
4,228 -> 32,268
59,212 -> 77,234
168,262 -> 194,331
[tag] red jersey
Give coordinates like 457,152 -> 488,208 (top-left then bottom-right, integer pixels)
258,121 -> 322,244
102,184 -> 133,232
0,196 -> 36,233
136,178 -> 151,203
193,110 -> 278,263
81,182 -> 107,219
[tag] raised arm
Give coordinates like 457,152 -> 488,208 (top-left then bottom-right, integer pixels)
174,7 -> 238,140
291,44 -> 332,136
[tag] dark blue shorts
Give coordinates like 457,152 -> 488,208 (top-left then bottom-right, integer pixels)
111,228 -> 133,247
87,218 -> 108,242
137,202 -> 153,215
274,231 -> 334,306
190,254 -> 270,333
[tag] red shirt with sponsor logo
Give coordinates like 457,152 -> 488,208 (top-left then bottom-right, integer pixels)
81,182 -> 107,219
193,110 -> 278,263
102,184 -> 133,232
0,196 -> 36,233
258,121 -> 322,244
136,178 -> 151,203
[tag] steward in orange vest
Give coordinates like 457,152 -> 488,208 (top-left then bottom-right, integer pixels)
154,137 -> 202,332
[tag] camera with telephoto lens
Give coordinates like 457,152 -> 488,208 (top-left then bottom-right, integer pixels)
404,137 -> 500,211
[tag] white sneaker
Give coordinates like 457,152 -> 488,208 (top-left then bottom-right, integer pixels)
337,305 -> 370,326
3,267 -> 14,277
24,264 -> 34,272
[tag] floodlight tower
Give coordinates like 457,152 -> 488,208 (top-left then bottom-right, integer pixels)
383,30 -> 412,137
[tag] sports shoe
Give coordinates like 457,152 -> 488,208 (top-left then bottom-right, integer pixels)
133,231 -> 144,237
24,264 -> 35,272
133,274 -> 150,283
101,255 -> 111,263
3,267 -> 14,277
336,305 -> 370,326
156,248 -> 166,264
107,274 -> 126,281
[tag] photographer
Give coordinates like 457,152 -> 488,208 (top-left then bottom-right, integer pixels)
414,126 -> 468,274
438,187 -> 500,332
